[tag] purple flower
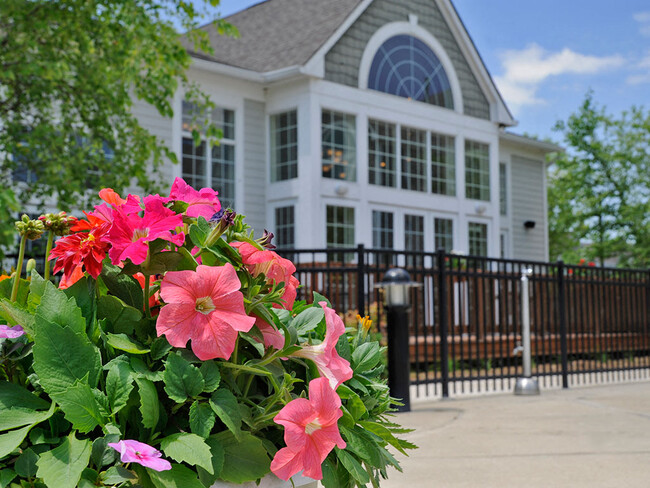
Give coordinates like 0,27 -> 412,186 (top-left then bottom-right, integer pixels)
108,440 -> 172,471
0,324 -> 25,339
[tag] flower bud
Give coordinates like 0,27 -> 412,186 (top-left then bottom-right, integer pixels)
38,211 -> 78,236
15,215 -> 45,240
25,259 -> 36,274
258,229 -> 276,250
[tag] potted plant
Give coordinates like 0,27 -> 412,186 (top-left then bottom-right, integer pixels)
0,178 -> 414,488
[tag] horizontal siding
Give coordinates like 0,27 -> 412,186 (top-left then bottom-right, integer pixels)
243,99 -> 267,236
511,155 -> 546,261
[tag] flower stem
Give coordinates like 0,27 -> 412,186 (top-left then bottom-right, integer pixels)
43,231 -> 54,280
144,274 -> 151,317
11,234 -> 27,302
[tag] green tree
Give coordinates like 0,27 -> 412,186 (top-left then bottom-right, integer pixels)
0,0 -> 234,212
548,93 -> 650,266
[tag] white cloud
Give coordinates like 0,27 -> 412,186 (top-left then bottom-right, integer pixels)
626,52 -> 650,85
634,11 -> 650,37
494,44 -> 625,114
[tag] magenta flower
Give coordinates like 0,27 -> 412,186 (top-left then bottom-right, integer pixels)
231,242 -> 299,309
156,263 -> 256,360
0,324 -> 25,339
271,377 -> 346,480
167,177 -> 221,219
289,303 -> 353,389
108,440 -> 171,471
107,195 -> 184,265
253,314 -> 285,350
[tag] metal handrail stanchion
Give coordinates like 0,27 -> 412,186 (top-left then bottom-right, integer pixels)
514,268 -> 540,395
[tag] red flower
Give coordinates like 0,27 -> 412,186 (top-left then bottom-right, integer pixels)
50,226 -> 110,284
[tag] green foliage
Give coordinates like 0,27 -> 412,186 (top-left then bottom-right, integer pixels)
0,0 -> 235,210
549,93 -> 650,266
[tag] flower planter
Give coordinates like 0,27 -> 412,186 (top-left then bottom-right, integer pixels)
211,472 -> 318,488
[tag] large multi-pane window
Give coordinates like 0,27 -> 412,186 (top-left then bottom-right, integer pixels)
275,206 -> 295,249
181,101 -> 235,208
368,120 -> 396,187
431,133 -> 456,196
465,140 -> 490,201
372,211 -> 394,266
499,162 -> 507,215
405,214 -> 424,267
434,218 -> 454,252
401,126 -> 427,192
468,222 -> 488,256
326,205 -> 355,248
322,110 -> 356,181
270,111 -> 298,182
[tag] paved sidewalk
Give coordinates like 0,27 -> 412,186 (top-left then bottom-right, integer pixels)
382,381 -> 650,488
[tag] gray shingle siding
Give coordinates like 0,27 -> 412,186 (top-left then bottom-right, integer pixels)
511,155 -> 546,261
243,99 -> 267,236
325,0 -> 490,120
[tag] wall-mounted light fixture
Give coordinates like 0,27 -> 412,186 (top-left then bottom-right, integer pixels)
524,220 -> 536,229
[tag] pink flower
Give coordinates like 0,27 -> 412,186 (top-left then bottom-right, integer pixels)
271,377 -> 346,481
108,440 -> 171,471
167,177 -> 221,219
0,324 -> 25,339
107,195 -> 184,265
156,263 -> 256,360
289,303 -> 353,389
253,314 -> 285,350
231,242 -> 299,309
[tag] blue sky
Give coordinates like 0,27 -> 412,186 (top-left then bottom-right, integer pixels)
204,0 -> 650,142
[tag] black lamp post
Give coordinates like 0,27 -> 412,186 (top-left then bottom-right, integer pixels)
376,268 -> 420,412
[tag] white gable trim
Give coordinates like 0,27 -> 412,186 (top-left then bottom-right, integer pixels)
436,0 -> 516,126
357,21 -> 464,114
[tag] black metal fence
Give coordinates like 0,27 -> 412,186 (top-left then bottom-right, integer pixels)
279,246 -> 650,397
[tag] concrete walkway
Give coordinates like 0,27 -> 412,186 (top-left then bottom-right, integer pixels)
382,381 -> 650,488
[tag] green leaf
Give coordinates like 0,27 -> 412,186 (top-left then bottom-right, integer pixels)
54,382 -> 107,433
163,353 -> 204,403
313,292 -> 331,308
32,317 -> 102,395
150,336 -> 173,360
148,463 -> 205,488
0,404 -> 55,431
336,449 -> 369,485
199,361 -> 221,393
175,246 -> 199,271
100,264 -> 144,311
27,270 -> 47,313
63,276 -> 96,329
135,378 -> 159,430
345,393 -> 368,422
196,436 -> 224,486
0,299 -> 34,333
291,307 -> 324,335
0,381 -> 49,410
358,421 -> 410,455
189,401 -> 216,439
91,435 -> 119,469
0,468 -> 16,488
188,218 -> 210,248
340,426 -> 383,467
97,295 -> 142,335
209,389 -> 242,440
142,251 -> 184,275
36,434 -> 92,488
105,359 -> 134,414
15,448 -> 39,478
0,425 -> 32,460
352,342 -> 382,373
36,283 -> 86,335
160,433 -> 213,474
105,333 -> 150,354
212,431 -> 270,484
102,466 -> 137,485
0,278 -> 28,306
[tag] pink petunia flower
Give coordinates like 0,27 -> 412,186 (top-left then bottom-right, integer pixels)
167,177 -> 221,219
106,195 -> 184,265
253,314 -> 285,350
0,324 -> 25,339
231,242 -> 299,309
108,440 -> 171,471
271,377 -> 346,481
288,302 -> 353,389
156,263 -> 256,360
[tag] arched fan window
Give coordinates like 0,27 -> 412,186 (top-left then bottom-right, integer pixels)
368,35 -> 454,109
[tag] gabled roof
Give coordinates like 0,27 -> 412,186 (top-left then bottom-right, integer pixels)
184,0 -> 363,73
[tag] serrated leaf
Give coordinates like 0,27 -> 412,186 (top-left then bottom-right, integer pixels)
0,425 -> 31,460
148,463 -> 205,488
106,333 -> 150,354
36,434 -> 91,488
212,431 -> 270,484
91,435 -> 119,469
0,381 -> 49,410
36,283 -> 86,335
189,402 -> 216,439
346,393 -> 368,422
160,433 -> 213,474
135,378 -> 159,430
0,468 -> 16,488
100,264 -> 144,311
150,337 -> 173,360
63,276 -> 95,329
102,466 -> 137,485
209,389 -> 242,440
163,353 -> 204,403
196,436 -> 224,486
352,342 -> 381,373
130,357 -> 163,382
291,307 -> 325,335
97,295 -> 142,335
336,449 -> 369,485
105,359 -> 134,414
15,448 -> 39,478
199,362 -> 220,393
0,299 -> 34,333
54,382 -> 106,433
340,426 -> 383,467
27,270 -> 47,313
358,421 -> 412,455
0,404 -> 55,431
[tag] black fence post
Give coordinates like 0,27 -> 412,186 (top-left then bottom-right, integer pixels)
356,244 -> 366,317
437,249 -> 450,398
557,260 -> 569,389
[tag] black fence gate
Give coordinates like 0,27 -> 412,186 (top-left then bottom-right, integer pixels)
279,246 -> 650,397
